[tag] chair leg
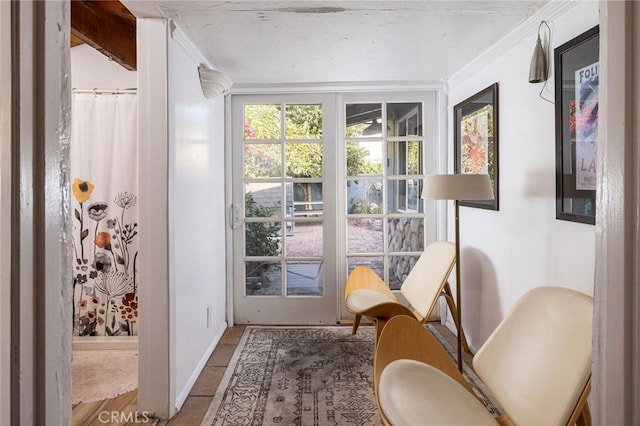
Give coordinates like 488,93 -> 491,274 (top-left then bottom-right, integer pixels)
352,314 -> 362,335
442,282 -> 470,353
576,402 -> 591,426
375,318 -> 388,345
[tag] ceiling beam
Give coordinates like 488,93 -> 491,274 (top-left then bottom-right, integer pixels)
71,1 -> 136,71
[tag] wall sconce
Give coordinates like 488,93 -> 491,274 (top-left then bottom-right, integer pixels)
198,66 -> 233,98
529,21 -> 551,83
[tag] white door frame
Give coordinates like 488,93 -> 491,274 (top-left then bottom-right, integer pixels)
0,1 -> 13,423
9,1 -> 72,424
592,1 -> 640,424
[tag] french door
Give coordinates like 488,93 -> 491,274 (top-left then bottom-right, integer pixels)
232,94 -> 337,324
232,92 -> 437,324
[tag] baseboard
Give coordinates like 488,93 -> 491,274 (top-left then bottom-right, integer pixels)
174,321 -> 228,412
72,335 -> 138,351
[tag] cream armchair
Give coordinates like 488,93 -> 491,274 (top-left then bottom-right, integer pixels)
344,241 -> 468,348
374,286 -> 593,426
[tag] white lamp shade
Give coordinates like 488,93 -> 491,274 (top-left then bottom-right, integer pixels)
421,174 -> 494,201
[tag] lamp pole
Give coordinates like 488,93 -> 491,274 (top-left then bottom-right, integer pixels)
454,199 -> 462,372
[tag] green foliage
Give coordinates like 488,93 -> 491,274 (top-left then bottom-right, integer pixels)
285,104 -> 323,139
286,144 -> 322,178
407,141 -> 420,175
244,105 -> 281,139
352,200 -> 382,214
244,104 -> 381,178
245,193 -> 281,276
347,142 -> 382,175
244,144 -> 281,178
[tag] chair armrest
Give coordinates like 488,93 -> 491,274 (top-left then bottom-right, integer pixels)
378,360 -> 497,426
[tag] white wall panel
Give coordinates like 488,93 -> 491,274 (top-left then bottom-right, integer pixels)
168,28 -> 227,410
446,1 -> 599,349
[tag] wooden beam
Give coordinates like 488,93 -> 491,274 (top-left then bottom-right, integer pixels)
71,1 -> 136,70
70,33 -> 85,47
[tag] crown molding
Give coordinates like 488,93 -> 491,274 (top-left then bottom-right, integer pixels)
231,80 -> 444,95
169,21 -> 214,69
448,0 -> 582,86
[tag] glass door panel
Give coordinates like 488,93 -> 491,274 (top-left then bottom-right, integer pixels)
233,95 -> 336,324
343,97 -> 434,303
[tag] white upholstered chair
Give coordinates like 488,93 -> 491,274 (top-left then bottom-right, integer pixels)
375,286 -> 593,426
344,241 -> 468,348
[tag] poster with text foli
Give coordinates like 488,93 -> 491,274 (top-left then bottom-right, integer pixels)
575,62 -> 599,191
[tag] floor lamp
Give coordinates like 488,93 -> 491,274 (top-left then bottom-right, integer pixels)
421,174 -> 494,371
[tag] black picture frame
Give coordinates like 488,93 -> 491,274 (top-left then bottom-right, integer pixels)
454,83 -> 499,210
554,26 -> 599,225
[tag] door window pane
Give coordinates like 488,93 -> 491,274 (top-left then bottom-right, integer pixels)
246,261 -> 282,296
244,104 -> 281,139
348,257 -> 384,278
346,103 -> 382,137
286,222 -> 323,257
388,218 -> 424,252
285,104 -> 323,139
346,141 -> 383,176
292,183 -> 323,217
286,143 -> 323,178
388,255 -> 421,290
245,222 -> 282,256
387,141 -> 421,176
287,261 -> 323,296
244,143 -> 281,178
387,179 -> 423,213
347,219 -> 383,253
347,179 -> 382,214
387,103 -> 422,137
245,184 -> 282,218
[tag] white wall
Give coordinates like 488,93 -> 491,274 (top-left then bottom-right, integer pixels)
168,28 -> 227,411
446,1 -> 599,349
71,44 -> 137,89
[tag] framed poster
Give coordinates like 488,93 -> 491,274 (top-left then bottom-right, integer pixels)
555,26 -> 599,224
454,83 -> 499,210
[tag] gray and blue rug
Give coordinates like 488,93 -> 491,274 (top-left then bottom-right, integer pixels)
201,325 -> 500,426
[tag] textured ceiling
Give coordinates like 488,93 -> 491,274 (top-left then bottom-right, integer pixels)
124,1 -> 548,84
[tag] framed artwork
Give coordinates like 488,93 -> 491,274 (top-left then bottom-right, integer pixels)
454,83 -> 499,210
554,26 -> 599,225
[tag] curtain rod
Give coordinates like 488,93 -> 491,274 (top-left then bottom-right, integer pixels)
72,88 -> 137,94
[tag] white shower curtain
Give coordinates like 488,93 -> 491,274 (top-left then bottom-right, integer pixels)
71,91 -> 139,336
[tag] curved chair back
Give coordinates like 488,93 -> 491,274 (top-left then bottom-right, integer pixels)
473,286 -> 593,425
400,241 -> 456,320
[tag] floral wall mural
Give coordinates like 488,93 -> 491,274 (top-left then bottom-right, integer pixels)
71,91 -> 138,336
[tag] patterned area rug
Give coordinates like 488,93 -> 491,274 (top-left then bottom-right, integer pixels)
201,325 -> 500,426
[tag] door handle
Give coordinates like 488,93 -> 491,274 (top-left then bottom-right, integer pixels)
230,204 -> 244,229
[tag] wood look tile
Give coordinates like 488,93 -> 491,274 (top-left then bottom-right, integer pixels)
206,344 -> 236,367
167,396 -> 213,425
219,326 -> 245,345
189,366 -> 225,396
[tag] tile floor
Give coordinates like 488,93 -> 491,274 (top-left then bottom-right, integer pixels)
168,326 -> 246,425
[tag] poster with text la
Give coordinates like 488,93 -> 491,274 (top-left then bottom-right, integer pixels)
575,62 -> 599,191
